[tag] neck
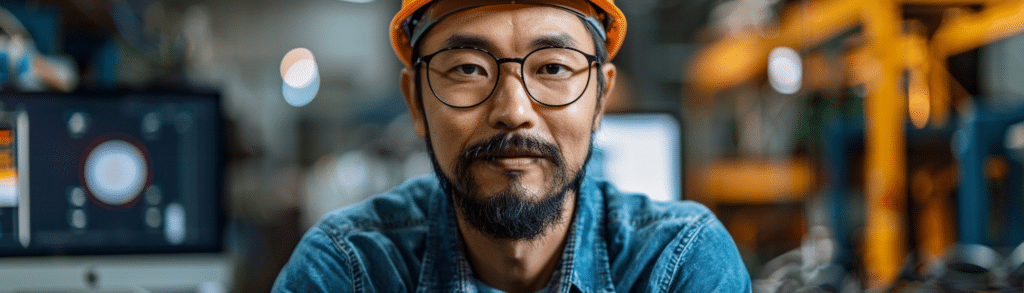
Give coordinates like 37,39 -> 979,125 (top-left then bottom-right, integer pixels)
456,190 -> 577,293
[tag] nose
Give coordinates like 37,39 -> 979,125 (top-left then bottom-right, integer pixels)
486,63 -> 539,131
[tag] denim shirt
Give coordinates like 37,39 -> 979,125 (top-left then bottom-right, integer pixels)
273,174 -> 751,292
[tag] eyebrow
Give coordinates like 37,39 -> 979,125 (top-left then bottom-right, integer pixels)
440,33 -> 581,52
529,33 -> 578,49
442,35 -> 492,50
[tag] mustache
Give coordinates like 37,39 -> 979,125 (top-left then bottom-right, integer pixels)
458,133 -> 563,166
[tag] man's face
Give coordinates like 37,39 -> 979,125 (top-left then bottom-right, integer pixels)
401,3 -> 615,239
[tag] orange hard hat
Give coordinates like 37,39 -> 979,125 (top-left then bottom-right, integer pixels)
389,0 -> 627,68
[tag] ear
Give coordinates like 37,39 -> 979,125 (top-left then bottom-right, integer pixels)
401,67 -> 427,138
592,63 -> 616,133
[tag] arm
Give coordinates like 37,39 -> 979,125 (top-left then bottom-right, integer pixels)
272,227 -> 356,293
660,214 -> 752,292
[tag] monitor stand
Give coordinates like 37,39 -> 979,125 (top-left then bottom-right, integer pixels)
0,253 -> 233,292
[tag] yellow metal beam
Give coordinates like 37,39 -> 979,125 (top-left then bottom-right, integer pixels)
899,0 -> 1012,5
861,0 -> 908,288
773,0 -> 863,48
688,33 -> 772,95
692,159 -> 813,204
688,0 -> 862,95
932,2 -> 1024,57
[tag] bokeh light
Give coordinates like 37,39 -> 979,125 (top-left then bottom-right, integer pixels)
280,48 -> 320,107
768,47 -> 802,95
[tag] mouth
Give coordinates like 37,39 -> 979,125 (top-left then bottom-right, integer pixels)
474,149 -> 550,173
457,133 -> 562,175
490,150 -> 545,159
490,156 -> 541,169
482,148 -> 548,161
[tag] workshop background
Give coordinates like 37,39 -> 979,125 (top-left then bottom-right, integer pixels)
2,0 -> 1024,292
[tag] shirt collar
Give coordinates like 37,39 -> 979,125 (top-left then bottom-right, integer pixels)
417,174 -> 472,291
557,174 -> 616,293
419,174 -> 615,292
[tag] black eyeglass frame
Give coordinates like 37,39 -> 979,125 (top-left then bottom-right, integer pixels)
413,46 -> 601,108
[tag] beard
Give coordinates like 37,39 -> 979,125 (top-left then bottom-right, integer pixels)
427,132 -> 589,241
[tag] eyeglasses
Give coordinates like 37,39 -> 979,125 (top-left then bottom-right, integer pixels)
414,46 -> 600,108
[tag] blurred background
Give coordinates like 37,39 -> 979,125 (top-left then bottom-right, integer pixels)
1,0 -> 1024,292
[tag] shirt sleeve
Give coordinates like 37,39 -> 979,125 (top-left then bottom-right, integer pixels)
272,226 -> 355,292
665,214 -> 752,292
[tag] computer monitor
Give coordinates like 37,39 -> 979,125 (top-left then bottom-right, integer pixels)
0,92 -> 229,292
591,113 -> 682,202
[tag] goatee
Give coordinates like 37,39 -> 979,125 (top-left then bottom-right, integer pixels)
427,132 -> 587,240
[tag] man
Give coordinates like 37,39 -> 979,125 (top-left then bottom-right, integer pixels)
274,0 -> 751,291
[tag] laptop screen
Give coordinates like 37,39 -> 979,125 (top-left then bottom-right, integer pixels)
0,92 -> 223,256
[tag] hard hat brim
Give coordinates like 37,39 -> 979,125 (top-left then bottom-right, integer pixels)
390,0 -> 626,68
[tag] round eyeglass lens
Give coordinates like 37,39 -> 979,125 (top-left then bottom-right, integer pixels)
427,48 -> 499,107
523,48 -> 592,106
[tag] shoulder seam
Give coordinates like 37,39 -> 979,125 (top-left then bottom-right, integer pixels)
655,212 -> 714,292
317,175 -> 437,233
608,205 -> 709,229
320,225 -> 365,293
631,214 -> 674,227
336,218 -> 431,232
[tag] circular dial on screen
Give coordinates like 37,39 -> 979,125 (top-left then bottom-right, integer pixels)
83,139 -> 149,207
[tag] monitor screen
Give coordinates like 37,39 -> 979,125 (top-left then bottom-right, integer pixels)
0,92 -> 223,256
591,113 -> 682,202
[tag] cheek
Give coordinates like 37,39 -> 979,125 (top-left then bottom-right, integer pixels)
424,104 -> 481,171
547,101 -> 598,167
418,77 -> 463,170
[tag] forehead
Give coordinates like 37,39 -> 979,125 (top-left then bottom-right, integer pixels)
419,4 -> 594,55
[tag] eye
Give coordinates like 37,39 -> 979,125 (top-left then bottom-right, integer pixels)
538,64 -> 569,75
455,64 -> 485,75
